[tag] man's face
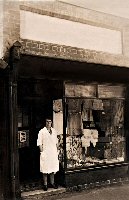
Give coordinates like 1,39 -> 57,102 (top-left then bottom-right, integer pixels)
46,119 -> 52,128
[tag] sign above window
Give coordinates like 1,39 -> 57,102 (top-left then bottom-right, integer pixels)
98,85 -> 126,99
65,83 -> 96,97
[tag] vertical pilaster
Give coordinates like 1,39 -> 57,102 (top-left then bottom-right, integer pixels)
8,42 -> 21,200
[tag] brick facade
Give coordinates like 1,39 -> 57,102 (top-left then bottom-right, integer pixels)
2,1 -> 129,67
0,1 -> 3,59
122,27 -> 129,57
21,38 -> 129,68
3,1 -> 20,61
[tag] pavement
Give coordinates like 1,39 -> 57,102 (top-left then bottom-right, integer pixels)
21,183 -> 129,200
21,186 -> 66,200
57,184 -> 129,200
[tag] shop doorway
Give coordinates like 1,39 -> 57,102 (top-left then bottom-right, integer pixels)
17,79 -> 64,190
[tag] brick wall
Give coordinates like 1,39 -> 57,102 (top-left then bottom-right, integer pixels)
0,1 -> 3,59
20,38 -> 129,68
19,1 -> 129,66
20,1 -> 128,30
3,0 -> 20,61
123,27 -> 129,57
2,0 -> 129,66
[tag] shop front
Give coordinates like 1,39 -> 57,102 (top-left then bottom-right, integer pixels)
6,53 -> 129,198
64,82 -> 128,187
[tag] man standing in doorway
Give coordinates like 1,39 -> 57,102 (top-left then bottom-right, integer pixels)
37,118 -> 59,191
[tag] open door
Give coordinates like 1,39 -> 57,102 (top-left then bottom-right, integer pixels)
18,79 -> 65,190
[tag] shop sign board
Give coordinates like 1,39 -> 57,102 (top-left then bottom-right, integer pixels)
98,85 -> 125,98
65,83 -> 96,97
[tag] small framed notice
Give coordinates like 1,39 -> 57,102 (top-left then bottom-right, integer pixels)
98,85 -> 125,99
18,130 -> 29,148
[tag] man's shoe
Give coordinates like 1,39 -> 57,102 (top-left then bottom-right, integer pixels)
43,185 -> 48,191
50,183 -> 58,189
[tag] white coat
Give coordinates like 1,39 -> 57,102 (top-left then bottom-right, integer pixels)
37,127 -> 59,174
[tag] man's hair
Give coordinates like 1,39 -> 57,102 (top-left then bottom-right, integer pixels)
46,118 -> 52,122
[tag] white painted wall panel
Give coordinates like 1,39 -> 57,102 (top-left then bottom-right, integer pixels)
20,10 -> 122,54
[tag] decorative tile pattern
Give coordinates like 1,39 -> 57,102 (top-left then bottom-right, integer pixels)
20,39 -> 129,68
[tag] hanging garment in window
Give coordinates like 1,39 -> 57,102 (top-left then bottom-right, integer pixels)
67,99 -> 82,113
67,112 -> 82,136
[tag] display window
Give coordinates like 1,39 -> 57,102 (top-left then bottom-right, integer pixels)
65,83 -> 126,169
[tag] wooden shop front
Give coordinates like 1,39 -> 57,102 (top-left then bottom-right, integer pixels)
17,55 -> 129,190
1,54 -> 129,199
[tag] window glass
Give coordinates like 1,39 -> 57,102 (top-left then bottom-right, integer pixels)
66,98 -> 125,169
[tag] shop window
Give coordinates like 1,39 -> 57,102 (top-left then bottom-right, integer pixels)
66,98 -> 125,169
65,83 -> 126,169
